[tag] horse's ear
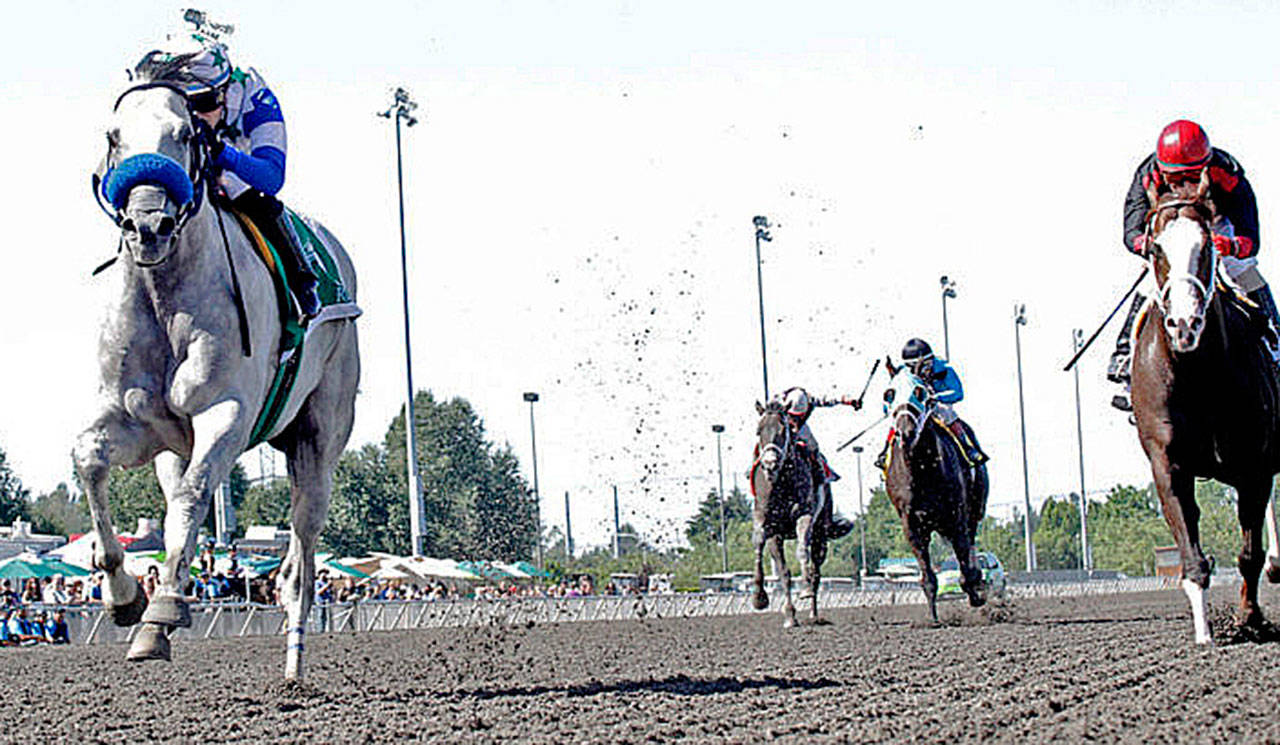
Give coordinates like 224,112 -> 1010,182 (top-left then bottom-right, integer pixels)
1145,178 -> 1160,209
755,401 -> 764,415
1196,166 -> 1211,200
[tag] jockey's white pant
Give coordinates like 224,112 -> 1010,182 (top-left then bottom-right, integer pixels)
935,403 -> 959,425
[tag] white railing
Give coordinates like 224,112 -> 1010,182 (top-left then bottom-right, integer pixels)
39,575 -> 1199,645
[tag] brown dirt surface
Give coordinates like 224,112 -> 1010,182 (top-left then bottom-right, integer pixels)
6,585 -> 1280,743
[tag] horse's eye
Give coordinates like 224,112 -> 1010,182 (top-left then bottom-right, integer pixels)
884,389 -> 895,403
914,386 -> 926,400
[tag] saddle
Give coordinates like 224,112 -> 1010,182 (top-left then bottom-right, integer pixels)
230,206 -> 361,447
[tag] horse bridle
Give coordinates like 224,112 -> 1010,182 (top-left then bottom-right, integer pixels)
92,80 -> 210,250
758,410 -> 792,475
1145,197 -> 1217,317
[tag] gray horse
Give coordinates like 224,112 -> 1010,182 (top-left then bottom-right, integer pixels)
76,79 -> 359,678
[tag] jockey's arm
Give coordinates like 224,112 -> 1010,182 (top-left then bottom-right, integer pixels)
215,85 -> 288,195
1222,169 -> 1260,258
932,363 -> 964,405
1123,157 -> 1155,255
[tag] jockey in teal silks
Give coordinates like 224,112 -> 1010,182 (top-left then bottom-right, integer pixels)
874,338 -> 988,469
134,31 -> 321,322
777,386 -> 855,540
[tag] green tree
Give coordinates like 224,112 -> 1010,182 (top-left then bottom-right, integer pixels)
0,447 -> 30,526
1034,495 -> 1083,570
27,483 -> 89,536
1088,484 -> 1169,576
325,444 -> 408,556
102,465 -> 164,532
685,486 -> 752,544
238,477 -> 292,529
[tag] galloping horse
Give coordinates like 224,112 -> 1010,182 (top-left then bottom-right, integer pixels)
749,400 -> 834,626
1131,170 -> 1280,643
74,73 -> 359,677
882,365 -> 989,624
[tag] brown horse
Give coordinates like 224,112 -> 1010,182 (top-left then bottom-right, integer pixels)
1131,170 -> 1280,643
882,365 -> 989,624
749,400 -> 832,627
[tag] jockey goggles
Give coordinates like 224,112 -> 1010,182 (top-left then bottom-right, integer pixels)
1162,167 -> 1204,186
187,86 -> 225,114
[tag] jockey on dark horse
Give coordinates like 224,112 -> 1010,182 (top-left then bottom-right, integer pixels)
135,29 -> 322,323
874,338 -> 988,469
1108,119 -> 1280,411
775,387 -> 855,540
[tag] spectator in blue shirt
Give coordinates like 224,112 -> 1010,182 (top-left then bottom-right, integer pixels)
45,609 -> 70,645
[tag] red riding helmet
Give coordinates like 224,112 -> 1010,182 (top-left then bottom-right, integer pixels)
1155,120 -> 1211,173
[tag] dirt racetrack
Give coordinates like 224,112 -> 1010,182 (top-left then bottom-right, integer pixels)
6,585 -> 1280,744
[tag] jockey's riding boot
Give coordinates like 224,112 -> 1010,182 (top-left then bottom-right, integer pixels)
1247,283 -> 1280,363
873,433 -> 891,471
826,513 -> 854,540
273,211 -> 321,322
950,420 -> 988,465
1107,293 -> 1146,412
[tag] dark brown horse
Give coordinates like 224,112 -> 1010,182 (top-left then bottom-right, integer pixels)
1131,171 -> 1280,643
882,365 -> 989,624
749,400 -> 833,627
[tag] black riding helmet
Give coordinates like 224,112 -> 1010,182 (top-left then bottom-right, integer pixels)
902,338 -> 934,376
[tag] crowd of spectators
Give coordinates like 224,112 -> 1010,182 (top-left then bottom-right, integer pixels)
0,576 -> 83,647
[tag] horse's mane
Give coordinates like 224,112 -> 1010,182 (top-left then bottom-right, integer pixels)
133,51 -> 201,86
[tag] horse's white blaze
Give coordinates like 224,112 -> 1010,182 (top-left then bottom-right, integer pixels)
1155,216 -> 1212,352
1182,578 -> 1213,645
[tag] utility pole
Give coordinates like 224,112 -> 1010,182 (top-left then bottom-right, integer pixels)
852,446 -> 868,579
613,485 -> 621,560
564,491 -> 573,561
713,424 -> 728,573
753,215 -> 773,400
1072,328 -> 1091,572
940,276 -> 958,360
1014,303 -> 1036,571
523,392 -> 543,568
379,87 -> 425,556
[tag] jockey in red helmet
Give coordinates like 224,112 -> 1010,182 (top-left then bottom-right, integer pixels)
775,386 -> 856,540
1108,120 -> 1276,411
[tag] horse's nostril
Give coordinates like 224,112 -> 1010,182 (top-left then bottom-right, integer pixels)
157,216 -> 175,236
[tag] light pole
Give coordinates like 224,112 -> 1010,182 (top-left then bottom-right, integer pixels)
1072,328 -> 1091,572
1014,303 -> 1036,571
712,424 -> 728,573
523,392 -> 543,568
940,276 -> 957,360
852,445 -> 868,579
753,215 -> 773,400
379,87 -> 425,556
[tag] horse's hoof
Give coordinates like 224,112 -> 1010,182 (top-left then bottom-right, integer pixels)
106,580 -> 149,628
752,593 -> 769,611
126,623 -> 172,662
811,616 -> 832,626
142,594 -> 192,628
968,593 -> 988,609
1267,558 -> 1280,584
783,617 -> 797,629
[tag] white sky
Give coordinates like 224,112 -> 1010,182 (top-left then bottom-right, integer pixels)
3,1 -> 1279,553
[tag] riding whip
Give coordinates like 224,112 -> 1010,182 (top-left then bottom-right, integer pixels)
1062,266 -> 1148,372
836,414 -> 888,452
853,358 -> 881,408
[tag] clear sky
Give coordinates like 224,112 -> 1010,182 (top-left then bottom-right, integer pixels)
3,1 -> 1279,553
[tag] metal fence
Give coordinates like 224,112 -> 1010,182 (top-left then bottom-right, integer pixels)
28,575 -> 1195,645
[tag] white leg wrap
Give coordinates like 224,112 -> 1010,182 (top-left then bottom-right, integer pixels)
1266,498 -> 1280,567
1182,579 -> 1213,645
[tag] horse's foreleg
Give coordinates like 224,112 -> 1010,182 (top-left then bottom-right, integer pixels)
751,522 -> 768,610
1265,490 -> 1280,583
1150,456 -> 1211,643
952,527 -> 986,609
1236,477 -> 1273,629
141,401 -> 245,636
768,535 -> 795,628
73,413 -> 157,627
906,521 -> 938,625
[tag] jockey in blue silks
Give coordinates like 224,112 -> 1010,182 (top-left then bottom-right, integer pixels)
134,33 -> 321,321
875,338 -> 988,469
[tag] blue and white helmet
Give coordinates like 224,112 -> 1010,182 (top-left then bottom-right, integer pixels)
134,35 -> 232,94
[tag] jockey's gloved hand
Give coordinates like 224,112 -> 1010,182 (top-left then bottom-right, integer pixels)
1211,234 -> 1255,258
840,397 -> 863,411
193,119 -> 225,161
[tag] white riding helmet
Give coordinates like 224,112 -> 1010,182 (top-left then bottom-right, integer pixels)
784,388 -> 811,417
